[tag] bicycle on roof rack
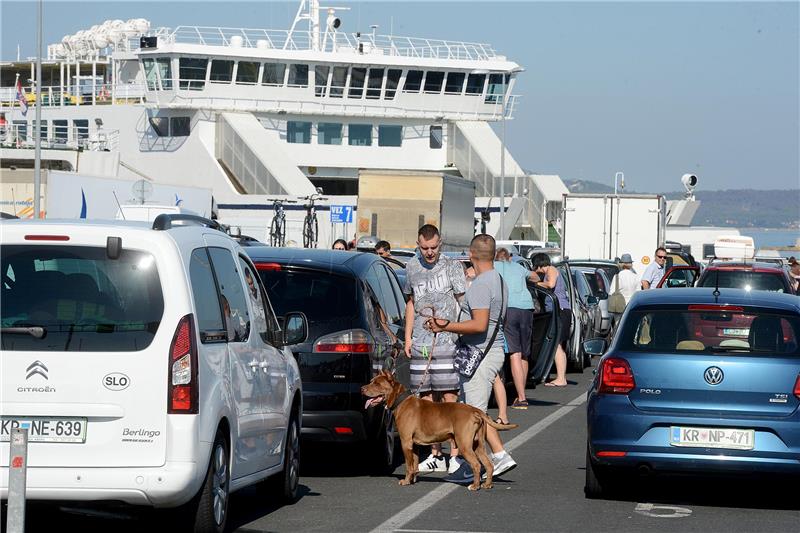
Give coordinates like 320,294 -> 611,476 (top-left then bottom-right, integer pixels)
266,198 -> 296,247
301,190 -> 327,249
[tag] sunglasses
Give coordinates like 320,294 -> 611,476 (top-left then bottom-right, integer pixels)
656,255 -> 667,259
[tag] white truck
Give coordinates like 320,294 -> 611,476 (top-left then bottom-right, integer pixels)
561,193 -> 666,274
356,170 -> 475,251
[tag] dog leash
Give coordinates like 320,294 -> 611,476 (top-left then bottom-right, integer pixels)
413,305 -> 439,397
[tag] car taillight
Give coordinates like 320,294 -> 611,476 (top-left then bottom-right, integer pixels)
794,375 -> 800,401
254,262 -> 282,271
314,329 -> 373,353
168,314 -> 198,414
598,357 -> 635,394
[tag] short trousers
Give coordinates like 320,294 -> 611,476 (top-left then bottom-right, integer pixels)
504,307 -> 534,360
460,344 -> 505,413
410,344 -> 460,393
559,309 -> 572,349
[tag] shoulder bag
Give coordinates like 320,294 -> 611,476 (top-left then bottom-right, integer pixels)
453,276 -> 506,378
608,271 -> 627,314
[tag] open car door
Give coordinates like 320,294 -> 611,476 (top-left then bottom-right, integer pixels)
657,265 -> 701,288
526,284 -> 562,384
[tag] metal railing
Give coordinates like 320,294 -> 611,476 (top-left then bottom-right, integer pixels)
167,26 -> 499,61
0,124 -> 119,152
0,83 -> 146,110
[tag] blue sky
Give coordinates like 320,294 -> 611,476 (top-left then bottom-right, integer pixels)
2,1 -> 798,192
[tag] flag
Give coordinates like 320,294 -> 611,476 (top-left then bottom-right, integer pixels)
16,78 -> 28,116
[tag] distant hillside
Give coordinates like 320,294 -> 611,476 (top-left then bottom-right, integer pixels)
563,180 -> 799,229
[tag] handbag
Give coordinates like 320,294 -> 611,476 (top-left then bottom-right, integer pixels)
453,276 -> 505,378
608,271 -> 627,314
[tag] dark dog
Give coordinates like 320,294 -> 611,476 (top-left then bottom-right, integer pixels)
361,370 -> 518,491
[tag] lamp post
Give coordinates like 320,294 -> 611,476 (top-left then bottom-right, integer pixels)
500,72 -> 506,239
34,0 -> 43,218
614,171 -> 625,195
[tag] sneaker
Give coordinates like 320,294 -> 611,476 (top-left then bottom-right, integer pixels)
483,452 -> 518,480
447,456 -> 463,474
443,461 -> 485,485
417,453 -> 447,473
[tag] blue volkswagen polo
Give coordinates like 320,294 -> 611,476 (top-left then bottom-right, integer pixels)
584,288 -> 800,498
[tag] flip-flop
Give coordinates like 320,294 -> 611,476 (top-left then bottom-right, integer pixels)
511,399 -> 529,409
495,417 -> 510,425
544,382 -> 568,387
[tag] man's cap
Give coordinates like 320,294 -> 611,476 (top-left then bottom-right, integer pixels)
619,253 -> 633,264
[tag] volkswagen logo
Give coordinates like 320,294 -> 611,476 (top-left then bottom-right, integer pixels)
26,360 -> 48,380
704,366 -> 724,385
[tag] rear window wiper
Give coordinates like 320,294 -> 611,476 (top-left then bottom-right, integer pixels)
1,326 -> 46,339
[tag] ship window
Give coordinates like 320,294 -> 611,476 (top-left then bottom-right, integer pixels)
330,66 -> 348,98
348,67 -> 366,98
465,73 -> 485,95
348,124 -> 372,146
314,65 -> 330,97
378,125 -> 402,147
236,61 -> 259,85
262,63 -> 286,86
12,121 -> 27,143
53,120 -> 68,144
430,125 -> 443,149
485,73 -> 508,103
73,119 -> 89,142
424,71 -> 444,94
156,58 -> 172,89
210,60 -> 234,83
179,58 -> 207,90
143,58 -> 158,91
385,69 -> 401,100
171,117 -> 190,137
32,120 -> 47,141
287,121 -> 311,144
403,70 -> 423,93
288,64 -> 309,87
367,68 -> 384,99
318,122 -> 342,145
149,117 -> 170,137
445,72 -> 465,95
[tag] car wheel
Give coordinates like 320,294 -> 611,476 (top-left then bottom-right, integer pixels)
188,431 -> 229,533
265,411 -> 301,504
369,408 -> 396,475
584,445 -> 617,499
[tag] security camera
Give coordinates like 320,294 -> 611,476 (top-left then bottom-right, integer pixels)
327,16 -> 341,31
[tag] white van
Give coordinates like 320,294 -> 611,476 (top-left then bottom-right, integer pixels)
0,215 -> 305,533
115,204 -> 196,222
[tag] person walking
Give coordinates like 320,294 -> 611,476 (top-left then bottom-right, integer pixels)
641,247 -> 668,289
427,234 -> 517,484
531,253 -> 571,387
493,247 -> 537,410
403,224 -> 466,474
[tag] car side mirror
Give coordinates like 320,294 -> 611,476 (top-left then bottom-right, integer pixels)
587,295 -> 599,305
583,338 -> 606,356
282,312 -> 308,346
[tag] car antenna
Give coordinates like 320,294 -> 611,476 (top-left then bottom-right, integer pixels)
713,269 -> 720,300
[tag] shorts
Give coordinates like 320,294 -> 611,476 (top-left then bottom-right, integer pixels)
461,344 -> 505,413
504,307 -> 534,360
410,344 -> 460,393
559,309 -> 572,349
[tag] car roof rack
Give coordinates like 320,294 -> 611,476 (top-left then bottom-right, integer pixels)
152,213 -> 223,231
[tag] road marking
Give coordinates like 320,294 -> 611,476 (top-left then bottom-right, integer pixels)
369,392 -> 588,533
634,503 -> 693,518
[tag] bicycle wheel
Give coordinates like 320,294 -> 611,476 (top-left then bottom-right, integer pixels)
310,214 -> 318,248
302,216 -> 313,248
270,217 -> 279,247
277,216 -> 286,247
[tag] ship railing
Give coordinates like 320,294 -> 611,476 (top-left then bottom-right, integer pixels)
0,123 -> 120,152
0,83 -> 147,110
168,26 -> 498,61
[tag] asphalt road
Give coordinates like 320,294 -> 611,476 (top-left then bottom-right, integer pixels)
16,360 -> 800,532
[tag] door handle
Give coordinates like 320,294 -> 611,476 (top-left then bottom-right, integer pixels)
259,361 -> 269,374
247,360 -> 259,372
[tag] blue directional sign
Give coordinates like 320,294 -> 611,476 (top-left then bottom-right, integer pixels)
330,205 -> 354,224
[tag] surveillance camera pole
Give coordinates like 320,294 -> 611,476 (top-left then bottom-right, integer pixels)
614,171 -> 624,195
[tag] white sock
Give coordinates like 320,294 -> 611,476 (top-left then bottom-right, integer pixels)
492,451 -> 507,460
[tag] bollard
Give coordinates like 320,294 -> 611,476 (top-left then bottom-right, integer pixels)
7,427 -> 28,533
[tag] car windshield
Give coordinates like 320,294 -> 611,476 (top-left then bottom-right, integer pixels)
1,245 -> 164,352
617,307 -> 800,355
698,270 -> 787,292
258,269 -> 358,321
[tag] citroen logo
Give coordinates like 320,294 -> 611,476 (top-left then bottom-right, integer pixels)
704,366 -> 724,385
26,361 -> 48,380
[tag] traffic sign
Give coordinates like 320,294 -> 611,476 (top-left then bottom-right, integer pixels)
330,205 -> 353,224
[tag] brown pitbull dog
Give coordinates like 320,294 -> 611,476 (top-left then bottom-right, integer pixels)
361,370 -> 518,491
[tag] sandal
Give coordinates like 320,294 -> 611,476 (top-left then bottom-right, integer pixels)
495,417 -> 510,425
511,399 -> 529,409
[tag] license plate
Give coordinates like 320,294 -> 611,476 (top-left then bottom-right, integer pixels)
670,426 -> 754,450
0,417 -> 87,443
722,328 -> 749,336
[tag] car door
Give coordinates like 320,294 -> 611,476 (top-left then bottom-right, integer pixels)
237,255 -> 287,469
527,283 -> 561,384
204,238 -> 269,477
362,263 -> 401,375
657,265 -> 701,288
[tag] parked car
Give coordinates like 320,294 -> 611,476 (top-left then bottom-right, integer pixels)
573,266 -> 612,336
246,248 -> 409,473
584,288 -> 800,499
696,260 -> 796,294
565,259 -> 620,284
0,215 -> 304,533
556,261 -> 598,372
